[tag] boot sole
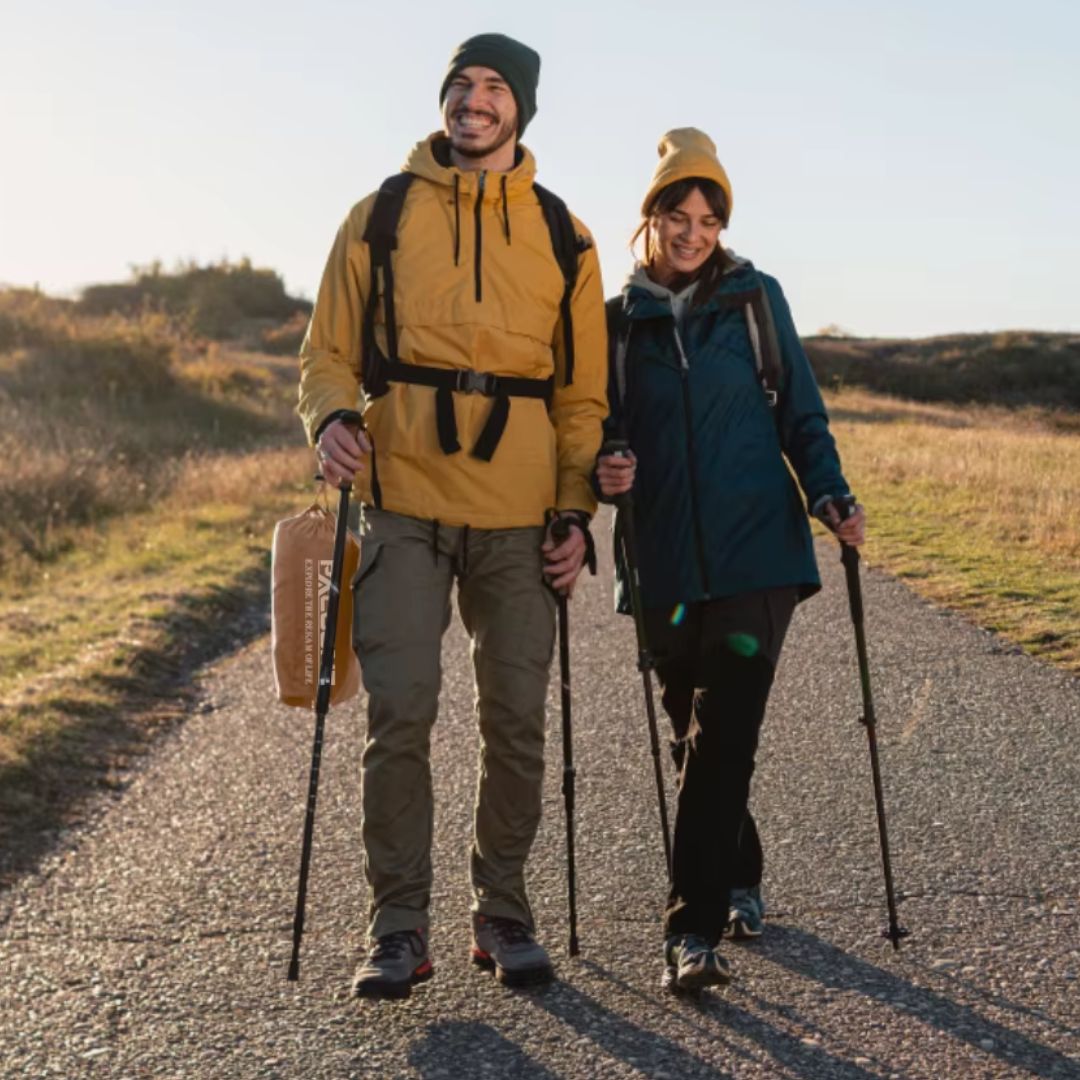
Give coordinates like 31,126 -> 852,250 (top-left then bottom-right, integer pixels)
471,949 -> 554,988
353,961 -> 434,1000
664,958 -> 732,993
676,966 -> 732,991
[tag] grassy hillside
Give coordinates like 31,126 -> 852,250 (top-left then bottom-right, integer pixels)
0,266 -> 318,876
824,389 -> 1079,670
805,330 -> 1080,417
0,274 -> 307,569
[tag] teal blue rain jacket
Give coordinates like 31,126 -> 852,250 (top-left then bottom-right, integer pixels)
601,261 -> 850,614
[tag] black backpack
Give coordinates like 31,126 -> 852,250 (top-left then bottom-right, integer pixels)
357,172 -> 587,461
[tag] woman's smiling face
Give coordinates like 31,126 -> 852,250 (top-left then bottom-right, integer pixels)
650,187 -> 723,283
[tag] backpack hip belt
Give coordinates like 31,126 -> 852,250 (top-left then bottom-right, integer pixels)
365,345 -> 553,462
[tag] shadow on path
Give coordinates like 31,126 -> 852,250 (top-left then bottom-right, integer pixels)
561,960 -> 883,1080
764,925 -> 1079,1079
409,1021 -> 563,1080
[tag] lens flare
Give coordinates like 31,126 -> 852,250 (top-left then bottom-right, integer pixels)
726,632 -> 760,657
670,603 -> 686,627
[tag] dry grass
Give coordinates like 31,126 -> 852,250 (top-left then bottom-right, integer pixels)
0,459 -> 314,868
0,279 -> 323,868
826,389 -> 1080,669
0,290 -> 305,568
168,445 -> 315,508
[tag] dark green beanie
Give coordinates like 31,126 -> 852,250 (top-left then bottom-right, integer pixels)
439,33 -> 541,135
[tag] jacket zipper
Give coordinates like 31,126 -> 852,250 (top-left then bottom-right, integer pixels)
672,322 -> 711,598
474,171 -> 485,302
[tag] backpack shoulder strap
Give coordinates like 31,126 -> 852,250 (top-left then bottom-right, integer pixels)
605,297 -> 633,419
360,173 -> 415,393
363,172 -> 414,248
743,276 -> 783,407
533,182 -> 586,387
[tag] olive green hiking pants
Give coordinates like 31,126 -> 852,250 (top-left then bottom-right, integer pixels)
352,507 -> 555,939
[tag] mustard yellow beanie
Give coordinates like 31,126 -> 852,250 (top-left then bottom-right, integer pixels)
641,128 -> 733,223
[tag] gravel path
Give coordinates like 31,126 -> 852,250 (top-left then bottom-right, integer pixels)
2,513 -> 1078,1079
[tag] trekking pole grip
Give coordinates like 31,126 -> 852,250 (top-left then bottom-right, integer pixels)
549,513 -> 572,544
832,494 -> 864,623
600,438 -> 633,512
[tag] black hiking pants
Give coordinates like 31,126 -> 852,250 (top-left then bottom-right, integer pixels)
645,587 -> 798,946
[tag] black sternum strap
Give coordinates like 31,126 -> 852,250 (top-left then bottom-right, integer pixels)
373,351 -> 553,460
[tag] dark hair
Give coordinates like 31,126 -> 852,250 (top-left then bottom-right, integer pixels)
634,177 -> 736,306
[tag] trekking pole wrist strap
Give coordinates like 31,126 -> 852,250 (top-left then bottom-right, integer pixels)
553,510 -> 597,576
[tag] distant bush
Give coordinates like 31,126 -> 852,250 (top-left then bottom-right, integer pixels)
0,289 -> 74,351
78,258 -> 312,340
804,332 -> 1080,412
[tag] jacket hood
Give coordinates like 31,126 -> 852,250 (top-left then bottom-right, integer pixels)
623,262 -> 699,305
622,252 -> 758,317
403,133 -> 538,200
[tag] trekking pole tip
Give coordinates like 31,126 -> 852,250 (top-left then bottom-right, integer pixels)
287,957 -> 300,981
882,925 -> 910,951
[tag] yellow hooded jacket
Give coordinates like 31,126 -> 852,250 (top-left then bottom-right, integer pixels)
298,135 -> 607,529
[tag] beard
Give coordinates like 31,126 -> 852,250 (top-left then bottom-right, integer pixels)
449,111 -> 517,160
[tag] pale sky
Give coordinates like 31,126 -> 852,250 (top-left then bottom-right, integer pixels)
2,0 -> 1077,337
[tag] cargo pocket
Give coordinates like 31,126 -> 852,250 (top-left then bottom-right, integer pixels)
351,539 -> 383,653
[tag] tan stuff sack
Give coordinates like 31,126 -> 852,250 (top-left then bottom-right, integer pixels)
271,502 -> 361,707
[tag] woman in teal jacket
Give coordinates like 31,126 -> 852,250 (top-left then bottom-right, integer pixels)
597,129 -> 865,993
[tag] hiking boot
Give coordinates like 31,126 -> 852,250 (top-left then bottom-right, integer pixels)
662,934 -> 732,993
471,915 -> 554,988
352,929 -> 433,1000
724,885 -> 765,941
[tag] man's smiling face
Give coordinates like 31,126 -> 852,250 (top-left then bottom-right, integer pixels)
442,65 -> 518,163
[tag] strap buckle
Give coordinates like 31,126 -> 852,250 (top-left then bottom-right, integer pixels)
456,370 -> 498,395
764,388 -> 779,408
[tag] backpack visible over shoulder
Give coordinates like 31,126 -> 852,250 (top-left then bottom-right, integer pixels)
357,172 -> 589,463
607,275 -> 784,416
361,173 -> 587,390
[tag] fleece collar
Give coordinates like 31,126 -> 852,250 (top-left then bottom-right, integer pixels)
622,253 -> 758,320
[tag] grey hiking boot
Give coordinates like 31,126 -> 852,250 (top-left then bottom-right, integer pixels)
662,934 -> 732,993
352,929 -> 433,1000
471,914 -> 554,987
724,885 -> 765,940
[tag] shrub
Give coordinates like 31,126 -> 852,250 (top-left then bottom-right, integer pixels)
77,259 -> 311,340
804,333 -> 1080,411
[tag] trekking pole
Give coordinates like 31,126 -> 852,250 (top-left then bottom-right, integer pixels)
546,512 -> 580,957
834,495 -> 909,951
602,439 -> 672,879
287,476 -> 354,982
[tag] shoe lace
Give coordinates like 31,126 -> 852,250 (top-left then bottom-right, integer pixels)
488,917 -> 533,947
371,930 -> 419,960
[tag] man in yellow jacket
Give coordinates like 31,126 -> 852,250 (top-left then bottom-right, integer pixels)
298,33 -> 607,999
